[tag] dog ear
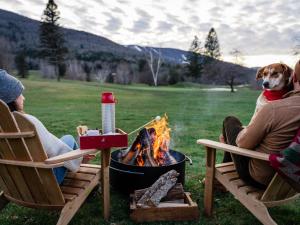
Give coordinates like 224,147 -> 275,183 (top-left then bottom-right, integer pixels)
281,64 -> 293,81
256,67 -> 265,80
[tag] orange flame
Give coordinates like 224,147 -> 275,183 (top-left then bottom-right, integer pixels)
145,114 -> 171,165
135,143 -> 144,166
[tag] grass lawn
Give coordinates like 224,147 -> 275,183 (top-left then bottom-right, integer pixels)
0,77 -> 299,225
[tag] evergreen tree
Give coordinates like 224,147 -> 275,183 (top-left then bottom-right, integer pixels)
186,36 -> 203,79
39,0 -> 68,81
204,27 -> 221,60
168,66 -> 181,85
15,49 -> 28,78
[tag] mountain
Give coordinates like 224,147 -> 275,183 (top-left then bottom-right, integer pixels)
0,8 -> 256,85
0,8 -> 189,63
0,8 -> 240,64
0,8 -> 140,58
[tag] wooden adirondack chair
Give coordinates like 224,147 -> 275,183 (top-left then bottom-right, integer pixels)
197,139 -> 300,225
0,100 -> 101,225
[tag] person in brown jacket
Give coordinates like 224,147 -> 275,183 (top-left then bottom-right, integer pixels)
221,60 -> 300,188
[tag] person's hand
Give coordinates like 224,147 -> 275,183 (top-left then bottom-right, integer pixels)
219,134 -> 225,143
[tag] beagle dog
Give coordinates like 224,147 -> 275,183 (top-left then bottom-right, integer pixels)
254,63 -> 293,113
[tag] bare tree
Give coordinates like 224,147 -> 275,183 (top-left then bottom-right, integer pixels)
221,48 -> 244,93
142,47 -> 162,86
230,48 -> 244,66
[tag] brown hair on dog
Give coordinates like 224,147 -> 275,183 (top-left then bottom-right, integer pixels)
256,63 -> 293,82
255,67 -> 265,80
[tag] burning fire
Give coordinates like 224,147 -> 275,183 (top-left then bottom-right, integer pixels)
121,114 -> 176,167
145,114 -> 171,166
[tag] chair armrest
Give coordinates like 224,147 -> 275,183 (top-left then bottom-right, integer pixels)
0,131 -> 35,139
0,158 -> 64,168
45,149 -> 99,164
197,139 -> 269,161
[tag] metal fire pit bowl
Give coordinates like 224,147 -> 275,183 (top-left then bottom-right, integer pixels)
109,149 -> 192,194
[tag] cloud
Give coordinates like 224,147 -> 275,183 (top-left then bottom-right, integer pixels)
111,7 -> 125,15
182,5 -> 196,15
1,0 -> 300,60
166,13 -> 184,26
256,0 -> 272,8
188,15 -> 200,25
275,2 -> 300,20
116,0 -> 129,4
135,8 -> 152,20
187,0 -> 198,3
152,2 -> 165,11
105,16 -> 122,32
75,0 -> 98,8
18,9 -> 40,19
72,4 -> 88,16
131,19 -> 150,32
4,0 -> 23,6
177,25 -> 192,34
130,8 -> 152,32
241,4 -> 257,12
209,6 -> 222,18
224,1 -> 233,7
198,23 -> 212,33
156,21 -> 173,32
79,16 -> 100,30
28,0 -> 44,5
218,23 -> 232,33
61,17 -> 78,28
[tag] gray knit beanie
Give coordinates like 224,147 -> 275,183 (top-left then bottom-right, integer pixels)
0,69 -> 24,103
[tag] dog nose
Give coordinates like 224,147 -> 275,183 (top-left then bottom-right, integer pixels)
263,82 -> 269,88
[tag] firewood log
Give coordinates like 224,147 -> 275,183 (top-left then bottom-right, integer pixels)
137,170 -> 179,207
122,137 -> 141,164
157,203 -> 189,208
140,128 -> 156,166
122,128 -> 158,166
145,146 -> 157,166
134,183 -> 184,201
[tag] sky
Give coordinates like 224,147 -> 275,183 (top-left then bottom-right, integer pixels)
1,0 -> 300,67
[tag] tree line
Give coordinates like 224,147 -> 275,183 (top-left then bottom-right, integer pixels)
8,0 -> 254,90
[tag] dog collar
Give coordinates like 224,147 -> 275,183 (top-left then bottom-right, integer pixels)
263,89 -> 290,101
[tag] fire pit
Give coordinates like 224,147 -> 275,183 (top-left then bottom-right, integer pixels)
110,149 -> 191,193
109,115 -> 191,193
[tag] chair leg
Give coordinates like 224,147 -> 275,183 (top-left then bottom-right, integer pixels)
204,147 -> 216,217
56,175 -> 99,225
56,201 -> 79,225
243,198 -> 277,225
0,192 -> 9,211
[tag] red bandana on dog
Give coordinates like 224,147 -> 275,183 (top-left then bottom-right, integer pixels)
263,89 -> 289,101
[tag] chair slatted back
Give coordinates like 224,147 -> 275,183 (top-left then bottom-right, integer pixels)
0,100 -> 64,206
261,173 -> 297,201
